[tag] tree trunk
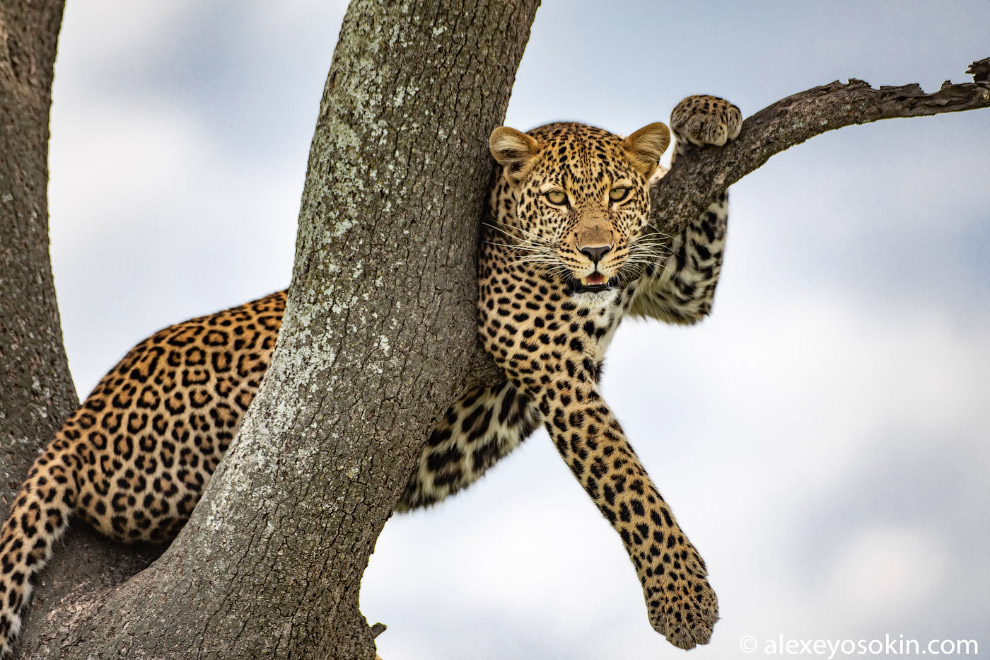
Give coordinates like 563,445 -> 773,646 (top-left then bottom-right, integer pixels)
17,1 -> 538,657
0,0 -> 73,496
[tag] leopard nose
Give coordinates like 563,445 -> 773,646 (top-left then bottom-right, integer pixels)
579,244 -> 612,264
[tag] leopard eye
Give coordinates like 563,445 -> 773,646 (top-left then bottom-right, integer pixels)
609,187 -> 631,203
545,190 -> 568,206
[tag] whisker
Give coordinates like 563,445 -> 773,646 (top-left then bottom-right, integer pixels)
483,221 -> 554,246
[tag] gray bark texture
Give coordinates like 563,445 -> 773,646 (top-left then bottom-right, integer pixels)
0,0 -> 74,491
0,0 -> 987,656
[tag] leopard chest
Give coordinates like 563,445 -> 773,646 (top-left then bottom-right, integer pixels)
478,249 -> 627,384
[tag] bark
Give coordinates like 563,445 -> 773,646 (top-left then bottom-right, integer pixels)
1,0 -> 987,656
19,1 -> 537,658
0,0 -> 74,494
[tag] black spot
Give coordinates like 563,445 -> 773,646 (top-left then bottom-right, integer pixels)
426,445 -> 463,472
428,427 -> 452,447
472,441 -> 501,472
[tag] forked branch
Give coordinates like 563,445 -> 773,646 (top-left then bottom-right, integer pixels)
651,58 -> 990,236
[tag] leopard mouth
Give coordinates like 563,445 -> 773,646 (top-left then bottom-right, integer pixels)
568,272 -> 618,294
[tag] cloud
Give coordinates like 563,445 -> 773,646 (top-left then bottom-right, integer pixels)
56,0 -> 197,78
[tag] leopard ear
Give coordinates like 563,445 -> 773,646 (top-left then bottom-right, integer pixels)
489,127 -> 541,183
622,122 -> 671,178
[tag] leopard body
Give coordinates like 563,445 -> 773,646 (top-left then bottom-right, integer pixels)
0,95 -> 740,655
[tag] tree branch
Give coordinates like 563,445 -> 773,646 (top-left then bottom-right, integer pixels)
651,59 -> 990,237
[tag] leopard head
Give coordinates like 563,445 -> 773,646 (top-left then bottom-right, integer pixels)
488,121 -> 669,293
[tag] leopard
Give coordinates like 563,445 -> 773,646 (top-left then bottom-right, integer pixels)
0,94 -> 740,657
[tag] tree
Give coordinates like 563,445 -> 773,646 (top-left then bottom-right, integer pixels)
2,1 -> 988,658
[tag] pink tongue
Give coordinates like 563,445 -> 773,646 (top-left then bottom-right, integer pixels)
586,273 -> 605,285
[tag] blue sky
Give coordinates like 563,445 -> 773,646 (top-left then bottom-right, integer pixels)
47,2 -> 988,658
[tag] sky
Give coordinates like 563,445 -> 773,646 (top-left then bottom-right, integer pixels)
46,1 -> 989,659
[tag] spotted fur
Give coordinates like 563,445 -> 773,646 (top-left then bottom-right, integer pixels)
0,96 -> 740,656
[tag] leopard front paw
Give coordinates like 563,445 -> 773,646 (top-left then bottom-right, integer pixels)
642,543 -> 719,649
670,95 -> 741,148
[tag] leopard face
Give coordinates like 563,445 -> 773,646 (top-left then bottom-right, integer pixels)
488,121 -> 669,296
